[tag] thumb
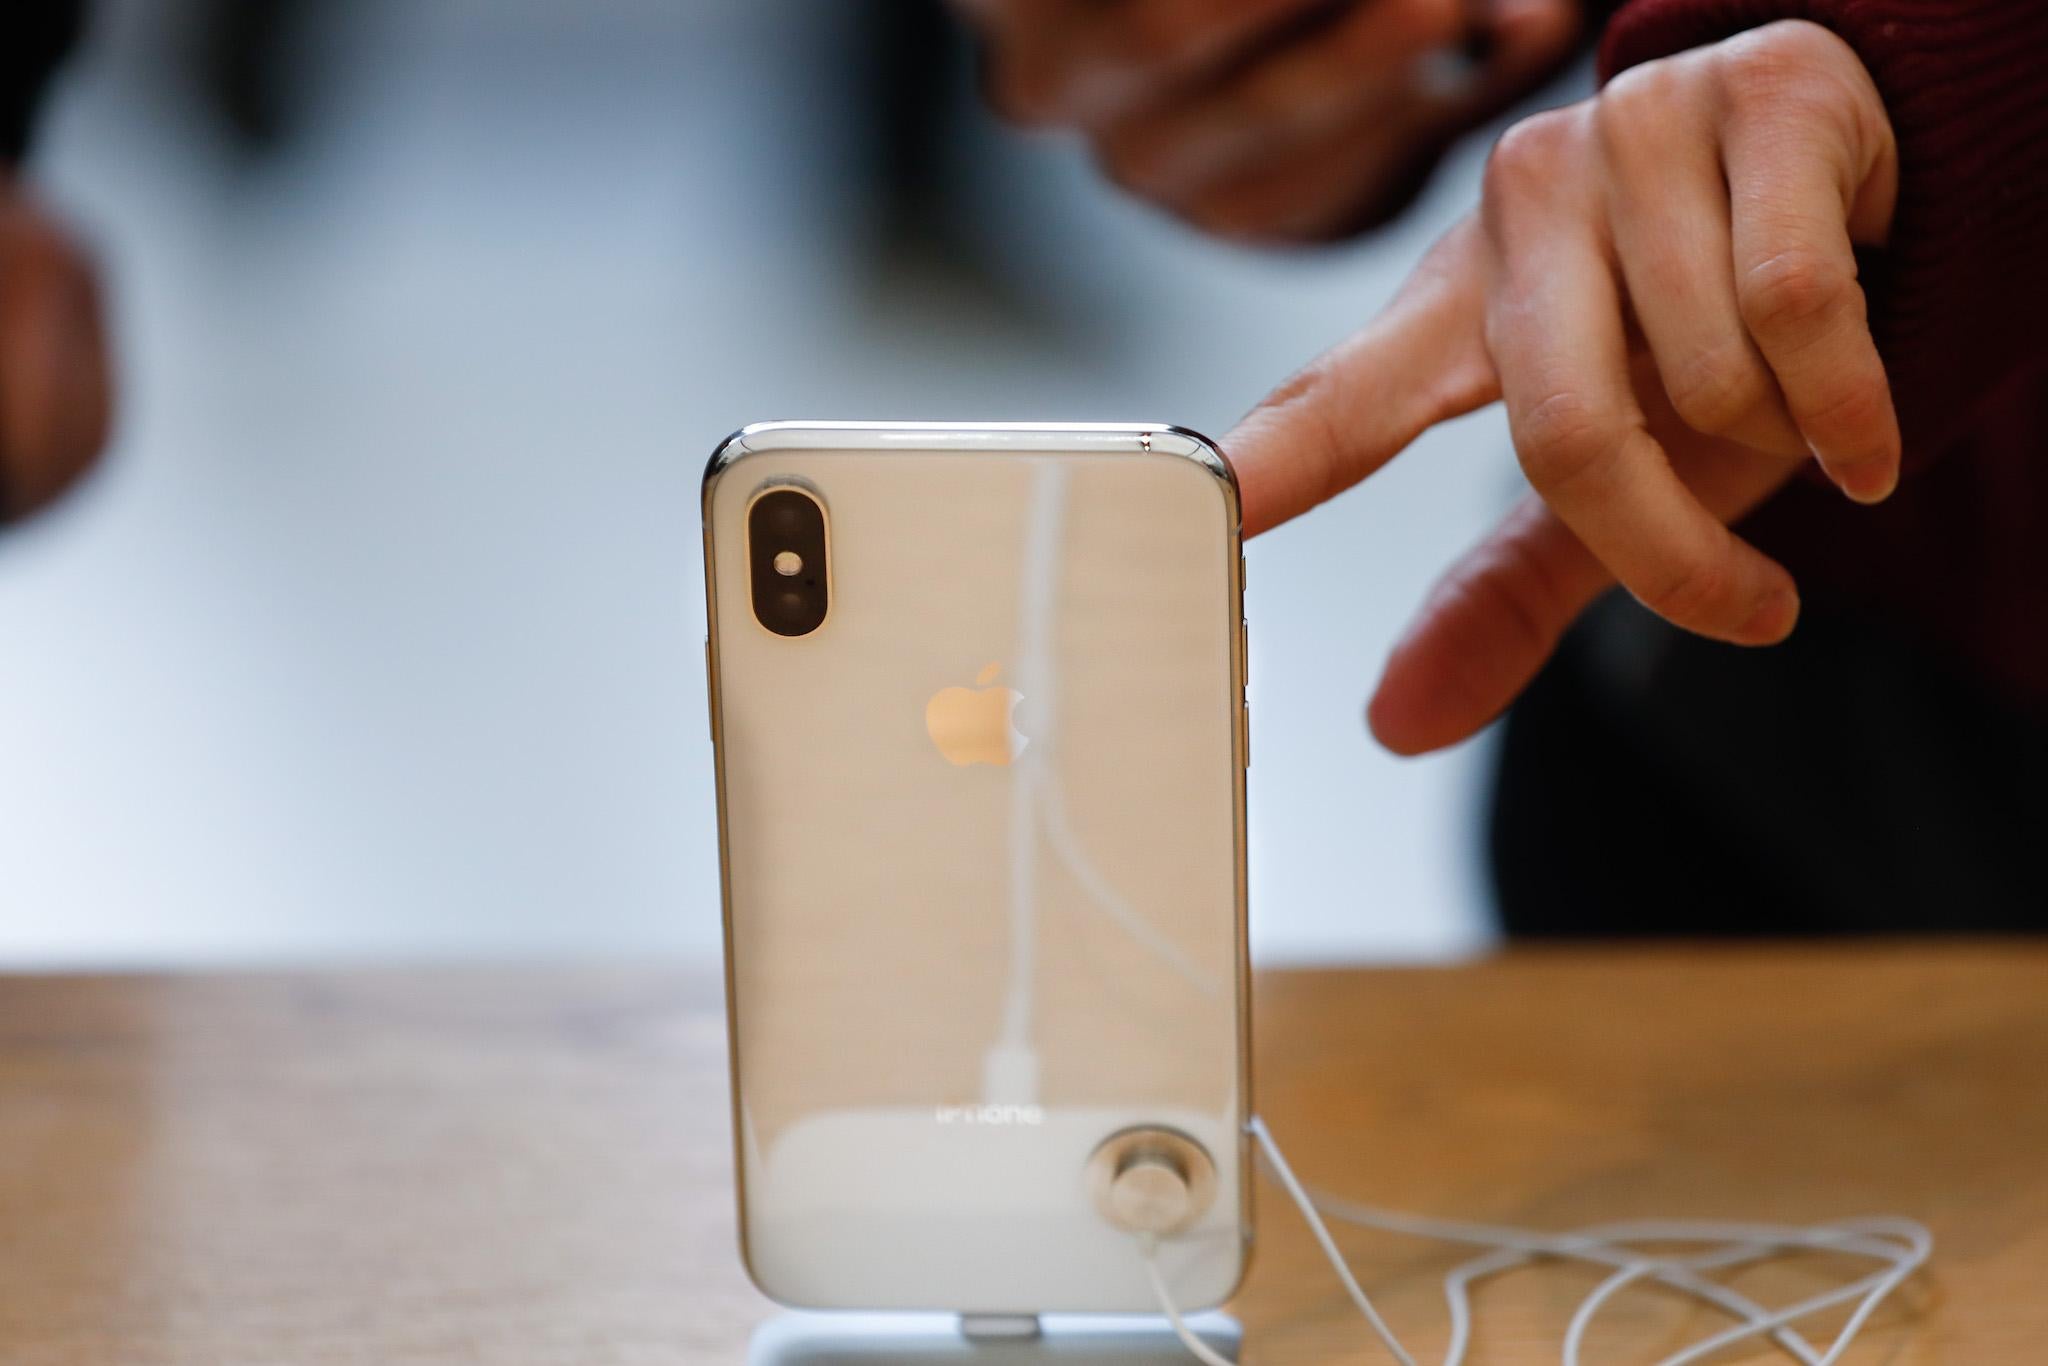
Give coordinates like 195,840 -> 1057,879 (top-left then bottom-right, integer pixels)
1367,401 -> 1806,756
1367,497 -> 1607,755
1227,217 -> 1496,536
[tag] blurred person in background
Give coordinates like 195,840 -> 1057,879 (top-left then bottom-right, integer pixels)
8,2 -> 2044,937
0,4 -> 106,525
963,0 -> 2048,935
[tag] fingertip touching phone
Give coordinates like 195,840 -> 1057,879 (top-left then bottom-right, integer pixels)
703,422 -> 1250,1316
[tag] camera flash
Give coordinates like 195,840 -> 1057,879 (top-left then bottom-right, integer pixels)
772,551 -> 803,577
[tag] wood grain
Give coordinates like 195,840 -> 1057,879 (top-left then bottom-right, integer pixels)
0,945 -> 2039,1363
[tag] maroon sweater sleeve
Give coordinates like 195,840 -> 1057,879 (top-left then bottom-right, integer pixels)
1598,0 -> 2048,473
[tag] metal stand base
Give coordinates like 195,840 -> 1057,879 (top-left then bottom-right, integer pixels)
746,1311 -> 1241,1364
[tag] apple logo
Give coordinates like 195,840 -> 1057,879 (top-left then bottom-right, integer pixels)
925,662 -> 1029,767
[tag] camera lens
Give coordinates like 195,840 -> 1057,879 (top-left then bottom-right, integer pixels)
748,487 -> 829,637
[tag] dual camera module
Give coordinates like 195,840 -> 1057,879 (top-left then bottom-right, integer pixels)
748,487 -> 829,637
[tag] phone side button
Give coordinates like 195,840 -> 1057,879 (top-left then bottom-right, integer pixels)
704,638 -> 716,741
1241,701 -> 1250,770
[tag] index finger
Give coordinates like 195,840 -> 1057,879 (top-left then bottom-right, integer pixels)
1228,218 -> 1499,535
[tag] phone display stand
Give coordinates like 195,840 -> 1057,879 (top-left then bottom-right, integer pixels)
747,1311 -> 1241,1364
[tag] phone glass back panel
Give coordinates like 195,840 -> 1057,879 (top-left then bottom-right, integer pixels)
704,423 -> 1248,1314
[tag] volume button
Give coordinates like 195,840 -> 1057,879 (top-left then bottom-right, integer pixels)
1240,613 -> 1250,770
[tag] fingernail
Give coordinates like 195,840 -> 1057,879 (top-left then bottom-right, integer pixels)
1739,589 -> 1800,643
1835,461 -> 1898,506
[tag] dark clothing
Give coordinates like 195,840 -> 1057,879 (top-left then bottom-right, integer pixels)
1492,593 -> 2048,935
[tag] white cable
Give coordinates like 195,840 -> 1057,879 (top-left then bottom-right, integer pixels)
1140,1237 -> 1238,1366
1658,1229 -> 1929,1366
1562,1243 -> 1811,1366
1419,1218 -> 1912,1366
987,463 -> 1068,1104
1247,1116 -> 1419,1366
1138,1116 -> 1931,1366
1562,1217 -> 1927,1366
1660,1268 -> 1896,1366
1302,1184 -> 1926,1365
1409,1241 -> 1820,1366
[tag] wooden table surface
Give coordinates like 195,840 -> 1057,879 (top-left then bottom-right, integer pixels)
2,945 -> 2042,1363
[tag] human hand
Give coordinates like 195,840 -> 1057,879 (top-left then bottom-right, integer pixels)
1227,20 -> 1899,752
0,183 -> 110,523
959,0 -> 1581,241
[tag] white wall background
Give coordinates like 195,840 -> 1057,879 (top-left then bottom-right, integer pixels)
0,0 -> 1579,966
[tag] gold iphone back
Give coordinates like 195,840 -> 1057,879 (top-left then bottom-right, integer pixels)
703,423 -> 1248,1315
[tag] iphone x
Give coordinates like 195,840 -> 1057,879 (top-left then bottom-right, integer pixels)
703,422 -> 1249,1315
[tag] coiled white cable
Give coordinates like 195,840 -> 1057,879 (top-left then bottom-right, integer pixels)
1139,1116 -> 1932,1366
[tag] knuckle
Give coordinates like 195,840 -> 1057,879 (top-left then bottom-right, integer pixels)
1484,110 -> 1577,204
1664,344 -> 1771,435
1739,249 -> 1854,338
1257,358 -> 1331,419
1472,534 -> 1569,662
1253,361 -> 1352,504
1799,373 -> 1894,448
1736,19 -> 1843,66
1514,389 -> 1613,490
1593,59 -> 1685,156
1713,21 -> 1859,114
1421,567 -> 1540,723
1598,58 -> 1677,120
1713,24 -> 1808,100
1640,554 -> 1737,627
